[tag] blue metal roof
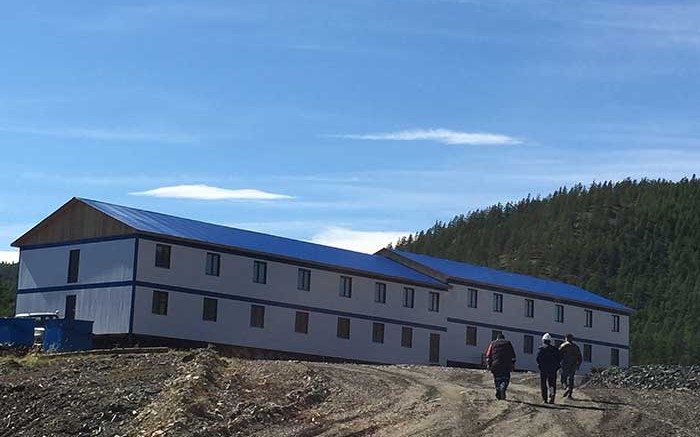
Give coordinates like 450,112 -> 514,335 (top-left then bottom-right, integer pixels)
390,250 -> 631,312
78,198 -> 445,287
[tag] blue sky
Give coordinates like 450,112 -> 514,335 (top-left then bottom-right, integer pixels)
2,0 -> 700,261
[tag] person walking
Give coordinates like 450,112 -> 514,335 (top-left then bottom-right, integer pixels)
485,333 -> 517,400
559,333 -> 583,399
536,333 -> 560,404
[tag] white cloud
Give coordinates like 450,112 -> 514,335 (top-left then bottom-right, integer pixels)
130,184 -> 293,200
0,250 -> 19,263
333,128 -> 521,145
310,226 -> 408,254
0,125 -> 196,144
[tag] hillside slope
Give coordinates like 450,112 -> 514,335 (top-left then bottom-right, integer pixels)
395,178 -> 700,365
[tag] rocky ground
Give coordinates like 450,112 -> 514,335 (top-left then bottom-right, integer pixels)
1,349 -> 699,437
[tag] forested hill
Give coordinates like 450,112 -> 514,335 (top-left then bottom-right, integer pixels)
395,178 -> 700,365
0,263 -> 18,317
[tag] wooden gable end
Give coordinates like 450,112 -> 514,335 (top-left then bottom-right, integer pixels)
12,198 -> 135,248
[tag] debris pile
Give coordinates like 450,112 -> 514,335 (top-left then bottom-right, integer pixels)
588,365 -> 700,390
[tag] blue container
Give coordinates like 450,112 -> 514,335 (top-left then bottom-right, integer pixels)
43,319 -> 94,352
0,318 -> 36,346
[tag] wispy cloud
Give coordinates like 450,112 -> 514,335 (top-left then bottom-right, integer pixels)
0,250 -> 19,263
0,125 -> 197,144
332,129 -> 521,145
310,226 -> 408,254
130,184 -> 293,200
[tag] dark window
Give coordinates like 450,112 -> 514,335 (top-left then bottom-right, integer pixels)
374,282 -> 387,304
524,334 -> 534,354
337,317 -> 350,339
155,244 -> 171,269
467,288 -> 478,308
67,249 -> 80,283
525,299 -> 534,318
297,269 -> 311,291
152,290 -> 168,315
372,322 -> 385,343
65,295 -> 76,320
429,292 -> 440,312
583,344 -> 592,362
612,315 -> 620,332
611,348 -> 620,366
403,287 -> 415,308
202,297 -> 217,321
429,333 -> 440,363
401,327 -> 413,348
295,311 -> 309,334
205,253 -> 220,276
253,261 -> 267,284
250,305 -> 265,328
339,276 -> 352,298
493,293 -> 503,313
585,309 -> 593,328
466,326 -> 477,346
555,304 -> 565,323
491,330 -> 502,341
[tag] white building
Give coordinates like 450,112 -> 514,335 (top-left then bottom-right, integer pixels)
13,198 -> 631,370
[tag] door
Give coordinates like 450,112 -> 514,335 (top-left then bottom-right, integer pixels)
65,295 -> 76,320
429,333 -> 440,363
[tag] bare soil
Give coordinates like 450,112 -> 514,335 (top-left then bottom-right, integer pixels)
1,349 -> 698,437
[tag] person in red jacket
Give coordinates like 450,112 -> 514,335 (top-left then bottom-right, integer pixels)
485,333 -> 517,400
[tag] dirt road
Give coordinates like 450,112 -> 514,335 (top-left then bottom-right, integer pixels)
1,349 -> 698,437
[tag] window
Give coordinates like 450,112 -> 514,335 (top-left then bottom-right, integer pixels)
524,334 -> 534,354
467,288 -> 478,308
585,309 -> 593,328
67,249 -> 80,283
429,333 -> 440,363
155,244 -> 171,269
493,293 -> 503,313
297,269 -> 311,291
491,330 -> 502,341
403,287 -> 415,308
337,317 -> 350,339
65,295 -> 76,320
524,299 -> 534,318
339,276 -> 352,298
152,291 -> 168,315
612,315 -> 620,332
202,297 -> 217,321
372,322 -> 385,343
401,327 -> 413,348
374,282 -> 387,304
466,326 -> 477,346
205,253 -> 220,276
250,305 -> 265,328
253,261 -> 267,284
611,348 -> 620,366
429,292 -> 440,312
555,304 -> 565,323
583,344 -> 592,362
295,311 -> 309,334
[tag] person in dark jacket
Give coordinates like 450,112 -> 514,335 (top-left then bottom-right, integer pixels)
536,333 -> 561,404
559,333 -> 583,398
485,333 -> 516,400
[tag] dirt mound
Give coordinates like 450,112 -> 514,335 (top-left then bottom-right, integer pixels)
2,350 -> 699,437
588,365 -> 700,390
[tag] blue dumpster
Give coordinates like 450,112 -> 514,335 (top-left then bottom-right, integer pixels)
43,319 -> 94,352
0,318 -> 35,346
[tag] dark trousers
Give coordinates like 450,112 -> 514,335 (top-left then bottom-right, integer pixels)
492,371 -> 511,390
540,371 -> 557,401
561,367 -> 576,390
